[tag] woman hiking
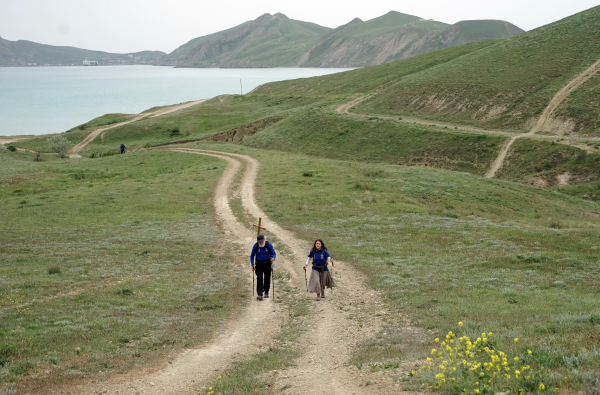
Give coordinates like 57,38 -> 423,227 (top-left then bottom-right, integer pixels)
304,239 -> 334,300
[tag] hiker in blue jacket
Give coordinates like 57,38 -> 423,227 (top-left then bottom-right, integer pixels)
250,234 -> 276,300
120,144 -> 126,154
304,239 -> 333,300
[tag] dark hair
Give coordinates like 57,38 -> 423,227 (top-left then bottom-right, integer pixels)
312,239 -> 326,252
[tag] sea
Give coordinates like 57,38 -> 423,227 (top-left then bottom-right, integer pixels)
0,66 -> 350,136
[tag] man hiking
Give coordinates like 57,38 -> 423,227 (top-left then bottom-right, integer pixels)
250,234 -> 276,301
120,143 -> 126,154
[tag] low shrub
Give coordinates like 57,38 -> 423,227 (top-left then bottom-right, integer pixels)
6,145 -> 17,152
47,266 -> 61,275
89,150 -> 117,158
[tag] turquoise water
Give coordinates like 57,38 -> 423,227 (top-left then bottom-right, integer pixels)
0,66 -> 349,136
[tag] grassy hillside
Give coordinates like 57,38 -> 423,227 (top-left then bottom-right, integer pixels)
0,148 -> 246,392
243,110 -> 506,175
355,6 -> 600,133
246,147 -> 600,390
157,11 -> 523,68
157,13 -> 331,68
253,40 -> 501,96
155,21 -> 251,65
0,36 -> 165,66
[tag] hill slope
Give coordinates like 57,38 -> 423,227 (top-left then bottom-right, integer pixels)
155,13 -> 331,68
156,11 -> 524,68
0,36 -> 166,66
355,6 -> 600,135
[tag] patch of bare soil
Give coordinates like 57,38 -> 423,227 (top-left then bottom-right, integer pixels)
522,175 -> 551,188
68,100 -> 206,158
202,118 -> 281,144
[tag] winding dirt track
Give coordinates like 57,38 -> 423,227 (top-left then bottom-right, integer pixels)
68,100 -> 206,158
335,57 -> 600,179
78,148 -> 400,395
485,57 -> 600,178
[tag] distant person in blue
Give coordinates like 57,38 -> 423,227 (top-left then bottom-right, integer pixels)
304,239 -> 333,300
250,234 -> 276,301
120,144 -> 126,154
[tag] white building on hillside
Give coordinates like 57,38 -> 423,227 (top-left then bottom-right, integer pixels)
83,58 -> 98,66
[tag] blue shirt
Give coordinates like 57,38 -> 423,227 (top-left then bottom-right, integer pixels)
250,241 -> 276,266
308,249 -> 330,271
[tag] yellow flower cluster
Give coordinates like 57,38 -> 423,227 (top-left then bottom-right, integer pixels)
410,323 -> 541,395
205,375 -> 222,395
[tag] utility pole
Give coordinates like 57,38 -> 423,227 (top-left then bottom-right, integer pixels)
240,79 -> 243,95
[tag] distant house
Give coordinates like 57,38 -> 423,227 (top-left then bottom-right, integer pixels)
83,58 -> 98,66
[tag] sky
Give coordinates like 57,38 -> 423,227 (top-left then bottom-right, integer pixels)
0,0 -> 598,54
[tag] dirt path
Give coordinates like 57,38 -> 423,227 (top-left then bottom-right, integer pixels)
335,59 -> 600,180
0,137 -> 33,145
78,148 -> 402,394
79,150 -> 282,395
485,57 -> 600,178
68,100 -> 206,158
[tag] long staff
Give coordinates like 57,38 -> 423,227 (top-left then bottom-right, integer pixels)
252,266 -> 255,297
272,262 -> 275,300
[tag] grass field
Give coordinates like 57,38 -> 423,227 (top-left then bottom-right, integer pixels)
177,142 -> 600,391
356,6 -> 600,132
0,148 -> 247,392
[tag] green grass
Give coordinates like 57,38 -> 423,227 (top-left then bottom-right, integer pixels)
185,143 -> 600,390
0,148 -> 246,392
254,39 -> 500,97
356,6 -> 600,132
243,110 -> 506,175
496,139 -> 600,183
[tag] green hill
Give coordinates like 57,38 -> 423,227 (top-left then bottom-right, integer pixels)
354,6 -> 600,135
156,11 -> 524,68
155,13 -> 332,67
0,36 -> 166,66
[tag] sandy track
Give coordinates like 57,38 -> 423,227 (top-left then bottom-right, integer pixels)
77,148 -> 402,395
484,57 -> 600,178
0,137 -> 33,145
68,100 -> 206,158
79,149 -> 281,395
334,59 -> 600,180
164,149 -> 400,394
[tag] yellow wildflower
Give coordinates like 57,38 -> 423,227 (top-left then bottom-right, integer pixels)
435,338 -> 439,342
514,357 -> 519,361
528,350 -> 532,355
459,321 -> 463,326
514,338 -> 519,343
539,383 -> 545,390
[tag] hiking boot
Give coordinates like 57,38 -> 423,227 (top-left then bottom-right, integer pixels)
257,294 -> 263,301
316,294 -> 320,301
321,294 -> 325,299
264,293 -> 269,298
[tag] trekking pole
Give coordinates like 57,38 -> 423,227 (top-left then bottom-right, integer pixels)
272,262 -> 275,301
330,261 -> 334,299
252,266 -> 255,297
303,266 -> 308,292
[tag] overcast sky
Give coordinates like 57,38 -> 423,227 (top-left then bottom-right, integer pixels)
0,0 -> 598,54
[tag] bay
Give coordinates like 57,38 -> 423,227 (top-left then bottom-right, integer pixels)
0,66 -> 349,136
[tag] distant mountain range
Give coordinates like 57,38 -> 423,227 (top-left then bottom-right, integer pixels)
0,11 -> 524,68
156,11 -> 524,68
0,36 -> 166,66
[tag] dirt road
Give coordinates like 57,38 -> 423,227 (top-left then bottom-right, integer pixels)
68,100 -> 206,158
335,57 -> 600,179
78,148 -> 402,395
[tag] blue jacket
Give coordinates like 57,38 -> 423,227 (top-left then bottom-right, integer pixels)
250,241 -> 276,266
308,249 -> 330,271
